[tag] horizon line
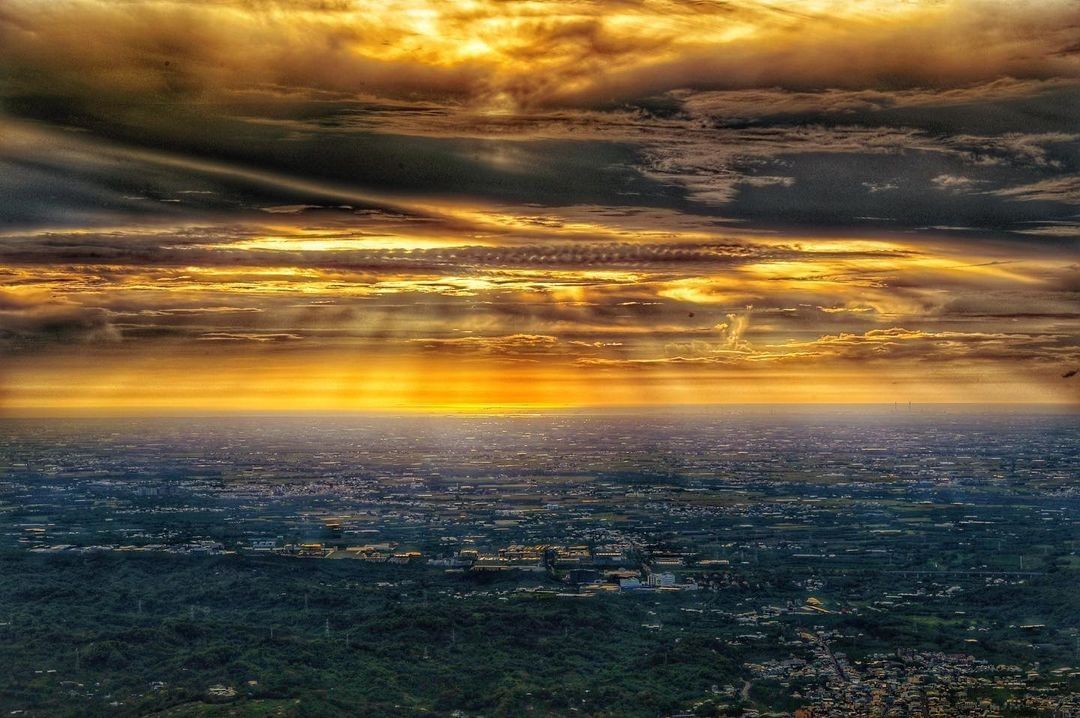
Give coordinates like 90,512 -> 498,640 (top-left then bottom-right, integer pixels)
1,402 -> 1077,420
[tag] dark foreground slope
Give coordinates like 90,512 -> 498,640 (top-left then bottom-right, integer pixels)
0,551 -> 1076,717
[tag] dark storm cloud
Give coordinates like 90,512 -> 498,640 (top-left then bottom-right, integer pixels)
3,0 -> 1078,238
3,110 -> 1077,242
0,113 -> 681,227
0,303 -> 119,349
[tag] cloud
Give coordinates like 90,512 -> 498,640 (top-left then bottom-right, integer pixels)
946,132 -> 1079,169
1012,223 -> 1080,238
551,2 -> 1080,106
671,79 -> 1080,121
782,327 -> 1078,363
640,125 -> 937,204
990,177 -> 1080,204
932,174 -> 978,191
663,307 -> 753,357
0,3 -> 1076,407
740,176 -> 795,189
2,0 -> 1078,117
0,303 -> 120,350
134,307 -> 265,316
410,333 -> 559,356
196,332 -> 304,342
579,326 -> 1078,370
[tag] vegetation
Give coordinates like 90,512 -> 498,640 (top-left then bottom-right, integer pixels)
1,550 -> 1076,717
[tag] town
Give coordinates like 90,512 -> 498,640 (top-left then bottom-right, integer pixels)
0,410 -> 1076,716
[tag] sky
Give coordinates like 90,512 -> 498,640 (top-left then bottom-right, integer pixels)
0,0 -> 1078,413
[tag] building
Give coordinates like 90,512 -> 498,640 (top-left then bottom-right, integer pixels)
648,572 -> 676,588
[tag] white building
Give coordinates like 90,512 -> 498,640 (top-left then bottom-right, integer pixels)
648,572 -> 676,588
